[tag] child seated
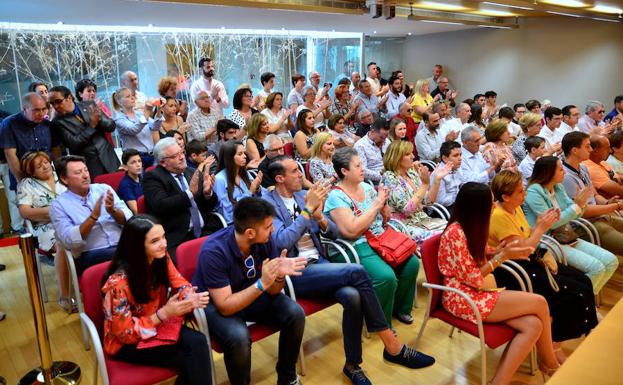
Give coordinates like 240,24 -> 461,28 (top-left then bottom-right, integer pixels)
518,136 -> 545,187
117,149 -> 144,214
186,139 -> 208,173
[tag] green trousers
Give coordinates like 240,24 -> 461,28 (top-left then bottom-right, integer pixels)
353,242 -> 419,327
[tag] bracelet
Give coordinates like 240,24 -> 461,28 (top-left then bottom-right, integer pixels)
255,279 -> 265,292
301,208 -> 312,219
487,260 -> 495,271
89,215 -> 98,222
155,308 -> 165,322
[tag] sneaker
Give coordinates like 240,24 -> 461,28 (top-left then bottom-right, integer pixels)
394,313 -> 414,325
343,365 -> 372,385
277,375 -> 302,385
383,345 -> 435,369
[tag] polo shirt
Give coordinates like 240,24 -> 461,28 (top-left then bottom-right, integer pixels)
562,161 -> 597,205
117,173 -> 143,202
192,226 -> 278,293
582,159 -> 616,189
0,112 -> 57,157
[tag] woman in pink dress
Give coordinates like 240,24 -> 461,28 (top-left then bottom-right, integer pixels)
482,119 -> 517,172
438,182 -> 560,385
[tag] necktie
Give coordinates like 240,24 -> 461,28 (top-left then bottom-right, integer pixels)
176,173 -> 202,238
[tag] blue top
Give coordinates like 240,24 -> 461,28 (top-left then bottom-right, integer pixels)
522,183 -> 583,229
114,111 -> 161,153
213,169 -> 261,224
192,226 -> 278,293
0,112 -> 58,156
117,173 -> 143,202
49,183 -> 133,256
604,107 -> 619,123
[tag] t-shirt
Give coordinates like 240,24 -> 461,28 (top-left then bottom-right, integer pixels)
192,226 -> 278,293
488,205 -> 531,247
410,93 -> 433,123
582,159 -> 616,189
606,155 -> 623,175
117,173 -> 143,202
279,195 -> 319,261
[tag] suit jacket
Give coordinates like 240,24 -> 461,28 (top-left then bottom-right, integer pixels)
52,101 -> 119,177
143,165 -> 216,251
262,188 -> 338,258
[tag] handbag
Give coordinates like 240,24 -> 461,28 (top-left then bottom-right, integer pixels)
333,186 -> 418,268
530,247 -> 560,292
549,223 -> 579,245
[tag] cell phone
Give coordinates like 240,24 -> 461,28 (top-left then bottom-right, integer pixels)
324,82 -> 332,88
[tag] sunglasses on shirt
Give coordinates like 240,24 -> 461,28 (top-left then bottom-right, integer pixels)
244,255 -> 256,279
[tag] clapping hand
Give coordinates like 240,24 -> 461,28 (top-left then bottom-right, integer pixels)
104,190 -> 116,215
434,162 -> 453,181
87,104 -> 102,128
250,171 -> 263,193
374,184 -> 389,211
536,208 -> 560,232
574,187 -> 592,208
187,287 -> 210,308
417,162 -> 431,185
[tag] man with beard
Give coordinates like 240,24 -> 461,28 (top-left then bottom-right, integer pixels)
385,75 -> 406,118
190,57 -> 230,119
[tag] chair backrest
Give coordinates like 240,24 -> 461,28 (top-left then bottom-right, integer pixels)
94,171 -> 126,192
304,162 -> 313,182
176,236 -> 209,281
145,165 -> 157,172
420,234 -> 444,310
136,195 -> 146,214
283,142 -> 294,157
80,261 -> 112,335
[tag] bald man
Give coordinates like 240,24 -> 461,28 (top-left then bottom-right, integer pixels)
121,70 -> 147,111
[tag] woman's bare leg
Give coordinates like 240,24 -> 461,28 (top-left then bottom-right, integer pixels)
54,244 -> 70,298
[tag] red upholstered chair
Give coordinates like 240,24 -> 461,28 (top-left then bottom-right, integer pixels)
303,161 -> 313,183
94,171 -> 126,192
414,234 -> 535,385
136,195 -> 146,214
78,262 -> 179,385
283,142 -> 294,157
145,165 -> 157,172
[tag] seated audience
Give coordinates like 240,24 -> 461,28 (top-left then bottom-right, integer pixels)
157,75 -> 188,120
523,156 -> 618,294
512,112 -> 546,163
498,106 -> 518,138
562,131 -> 623,256
489,171 -> 597,362
143,138 -> 215,259
382,140 -> 447,244
388,118 -> 408,142
286,73 -> 306,111
482,119 -> 517,172
428,141 -> 464,211
518,136 -> 545,187
75,78 -> 112,119
604,95 -> 623,127
430,77 -> 457,108
410,79 -> 434,124
559,105 -> 580,136
415,112 -> 446,162
324,148 -> 420,328
49,86 -> 119,178
439,182 -> 562,384
258,134 -> 285,188
253,72 -> 275,110
354,109 -> 374,138
440,102 -> 471,140
460,125 -> 499,184
354,119 -> 390,184
509,103 -> 526,137
261,92 -> 292,141
117,149 -> 144,214
607,130 -> 623,174
228,87 -> 258,134
578,101 -> 607,135
328,114 -> 358,148
213,140 -> 262,224
101,215 -> 211,385
297,86 -> 331,130
192,197 -> 308,385
354,80 -> 382,117
187,91 -> 219,145
539,107 -> 564,148
467,103 -> 486,134
525,99 -> 541,114
308,132 -> 337,183
245,113 -> 270,163
482,91 -> 498,122
185,139 -> 209,173
112,87 -> 161,167
49,155 -> 132,274
293,109 -> 318,161
17,151 -> 69,310
264,157 -> 435,383
583,135 -> 623,198
207,119 -> 240,172
159,97 -> 188,139
393,102 -> 419,149
189,57 -> 229,119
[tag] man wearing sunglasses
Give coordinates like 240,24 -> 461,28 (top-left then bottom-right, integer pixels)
194,197 -> 308,385
263,156 -> 436,384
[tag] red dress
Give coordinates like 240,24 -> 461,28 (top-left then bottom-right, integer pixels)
438,223 -> 500,323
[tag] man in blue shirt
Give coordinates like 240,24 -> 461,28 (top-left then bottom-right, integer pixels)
263,156 -> 436,384
604,95 -> 622,127
193,197 -> 307,385
49,155 -> 132,274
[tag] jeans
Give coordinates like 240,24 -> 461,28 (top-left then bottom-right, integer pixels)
114,326 -> 212,385
75,245 -> 117,275
561,239 -> 619,293
203,292 -> 305,385
290,259 -> 389,366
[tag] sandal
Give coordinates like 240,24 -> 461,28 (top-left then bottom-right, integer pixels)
58,297 -> 78,313
539,361 -> 560,381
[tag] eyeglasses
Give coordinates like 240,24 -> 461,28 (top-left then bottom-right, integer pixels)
268,146 -> 284,153
597,110 -> 605,114
163,150 -> 184,160
244,255 -> 256,279
50,97 -> 67,106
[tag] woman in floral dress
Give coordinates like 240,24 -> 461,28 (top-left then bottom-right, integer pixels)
482,119 -> 517,172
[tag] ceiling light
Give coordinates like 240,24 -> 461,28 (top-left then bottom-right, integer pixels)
481,2 -> 534,11
419,20 -> 465,25
373,30 -> 377,34
408,32 -> 412,35
478,9 -> 517,17
592,17 -> 621,22
540,0 -> 588,8
590,4 -> 623,14
546,10 -> 583,17
417,1 -> 467,12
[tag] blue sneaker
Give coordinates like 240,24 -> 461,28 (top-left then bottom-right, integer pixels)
343,365 -> 372,385
383,345 -> 435,369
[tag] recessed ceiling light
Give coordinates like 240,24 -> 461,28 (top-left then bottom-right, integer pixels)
590,4 -> 623,14
546,10 -> 582,17
57,21 -> 63,25
481,2 -> 533,11
147,23 -> 154,27
407,32 -> 412,35
478,9 -> 516,17
418,1 -> 467,12
373,30 -> 377,34
220,26 -> 225,30
540,0 -> 588,8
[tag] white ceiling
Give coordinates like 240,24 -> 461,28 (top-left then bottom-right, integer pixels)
2,0 -> 476,36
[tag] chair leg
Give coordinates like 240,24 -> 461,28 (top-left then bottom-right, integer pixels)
35,250 -> 48,303
530,347 -> 537,375
298,345 -> 306,376
414,313 -> 429,348
94,358 -> 99,385
481,344 -> 487,385
448,326 -> 456,338
413,282 -> 419,308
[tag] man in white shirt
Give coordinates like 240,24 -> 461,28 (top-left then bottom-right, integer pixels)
190,57 -> 230,119
560,105 -> 580,136
120,71 -> 147,111
426,64 -> 445,93
366,62 -> 388,98
350,71 -> 361,97
385,75 -> 406,118
539,107 -> 564,147
459,125 -> 499,184
577,101 -> 607,135
440,102 -> 471,140
510,103 -> 526,137
428,141 -> 464,211
308,71 -> 321,96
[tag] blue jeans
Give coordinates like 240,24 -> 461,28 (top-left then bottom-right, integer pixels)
75,246 -> 116,275
561,239 -> 619,293
203,292 -> 305,385
290,259 -> 389,366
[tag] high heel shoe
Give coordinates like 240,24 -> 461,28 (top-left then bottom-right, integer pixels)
539,362 -> 560,381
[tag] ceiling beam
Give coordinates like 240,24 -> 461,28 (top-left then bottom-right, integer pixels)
146,0 -> 366,15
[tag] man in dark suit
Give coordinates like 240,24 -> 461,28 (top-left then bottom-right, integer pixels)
143,137 -> 217,260
49,85 -> 118,178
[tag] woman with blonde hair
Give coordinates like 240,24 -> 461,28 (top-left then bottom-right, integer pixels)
308,132 -> 337,183
245,113 -> 270,163
410,79 -> 436,124
382,140 -> 448,245
388,118 -> 408,142
17,151 -> 70,311
482,119 -> 517,172
512,112 -> 546,162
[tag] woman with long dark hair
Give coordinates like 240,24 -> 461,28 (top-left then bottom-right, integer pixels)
523,156 -> 618,294
213,140 -> 263,224
293,109 -> 317,161
438,182 -> 560,384
101,215 -> 212,385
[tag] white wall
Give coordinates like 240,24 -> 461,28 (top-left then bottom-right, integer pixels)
402,17 -> 623,109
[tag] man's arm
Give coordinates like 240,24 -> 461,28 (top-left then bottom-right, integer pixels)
208,284 -> 266,316
597,180 -> 623,199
